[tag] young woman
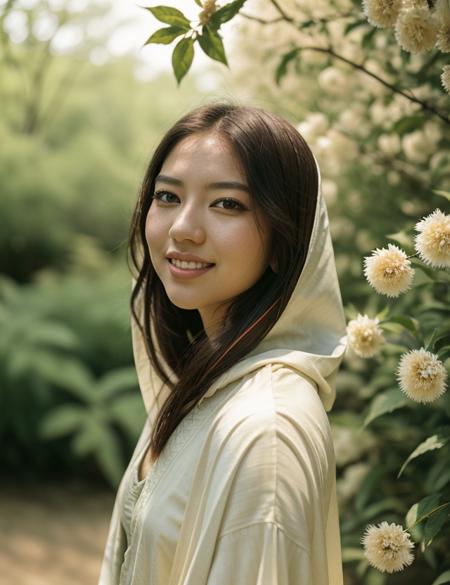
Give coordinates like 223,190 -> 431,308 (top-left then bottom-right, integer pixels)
98,102 -> 348,585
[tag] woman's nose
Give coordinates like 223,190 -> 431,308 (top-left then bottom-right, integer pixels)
168,203 -> 206,244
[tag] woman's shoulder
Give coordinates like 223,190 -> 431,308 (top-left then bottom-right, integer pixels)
206,363 -> 333,461
215,363 -> 330,433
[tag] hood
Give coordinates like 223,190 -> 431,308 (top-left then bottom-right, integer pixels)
131,153 -> 348,422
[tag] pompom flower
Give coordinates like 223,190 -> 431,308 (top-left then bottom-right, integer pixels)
437,24 -> 450,52
395,6 -> 439,53
415,209 -> 450,268
397,348 -> 448,403
362,0 -> 403,27
361,521 -> 415,573
441,64 -> 450,94
363,244 -> 414,297
347,314 -> 385,357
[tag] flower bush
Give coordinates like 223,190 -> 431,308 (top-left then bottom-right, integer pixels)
346,198 -> 450,577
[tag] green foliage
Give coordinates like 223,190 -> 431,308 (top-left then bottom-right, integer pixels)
144,0 -> 247,82
145,5 -> 191,29
209,0 -> 247,29
197,25 -> 228,65
145,25 -> 188,45
172,37 -> 195,84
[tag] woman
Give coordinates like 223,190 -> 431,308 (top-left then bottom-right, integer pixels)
98,102 -> 348,585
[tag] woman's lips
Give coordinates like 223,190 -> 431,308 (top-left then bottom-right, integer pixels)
167,259 -> 215,279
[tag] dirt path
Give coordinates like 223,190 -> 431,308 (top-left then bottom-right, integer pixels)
0,481 -> 115,585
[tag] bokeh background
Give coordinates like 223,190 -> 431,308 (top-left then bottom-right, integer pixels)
1,0 -> 449,583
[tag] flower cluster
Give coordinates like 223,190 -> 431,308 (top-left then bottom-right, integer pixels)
414,209 -> 450,268
347,314 -> 385,357
199,0 -> 218,24
361,521 -> 415,573
363,209 -> 450,298
363,243 -> 414,297
397,348 -> 448,403
362,0 -> 450,93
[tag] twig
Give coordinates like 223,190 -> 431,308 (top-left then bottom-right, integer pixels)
241,1 -> 449,126
269,0 -> 294,22
302,45 -> 449,126
240,12 -> 285,24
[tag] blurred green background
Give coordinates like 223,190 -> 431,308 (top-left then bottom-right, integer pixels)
1,0 -> 449,583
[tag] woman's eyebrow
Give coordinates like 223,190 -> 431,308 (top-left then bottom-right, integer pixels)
155,174 -> 250,193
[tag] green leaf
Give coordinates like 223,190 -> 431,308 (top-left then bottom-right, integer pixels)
92,425 -> 124,487
344,19 -> 368,35
391,115 -> 424,135
398,431 -> 450,478
432,189 -> 450,202
375,305 -> 390,321
423,503 -> 450,548
144,25 -> 187,45
146,6 -> 191,30
424,329 -> 450,352
34,357 -> 94,401
437,344 -> 450,361
432,570 -> 450,585
341,547 -> 366,562
197,25 -> 227,65
26,323 -> 79,350
275,48 -> 299,86
425,456 -> 450,492
172,37 -> 194,84
94,367 -> 138,401
108,394 -> 146,437
386,230 -> 412,249
209,0 -> 246,29
362,388 -> 409,429
361,27 -> 377,49
40,405 -> 85,438
406,493 -> 441,529
194,0 -> 203,5
385,315 -> 419,334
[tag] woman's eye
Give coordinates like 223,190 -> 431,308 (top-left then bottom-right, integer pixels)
214,198 -> 245,211
152,190 -> 178,204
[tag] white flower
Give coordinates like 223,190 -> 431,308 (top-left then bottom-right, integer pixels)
297,113 -> 329,143
332,426 -> 376,466
362,0 -> 403,27
395,6 -> 438,53
361,521 -> 415,573
415,209 -> 450,268
337,462 -> 370,502
397,348 -> 448,403
441,64 -> 450,94
364,244 -> 415,297
318,66 -> 349,97
437,23 -> 450,52
378,133 -> 401,156
434,0 -> 450,25
347,314 -> 385,358
402,128 -> 438,163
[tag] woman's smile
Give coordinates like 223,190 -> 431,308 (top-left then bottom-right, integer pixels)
167,258 -> 215,279
145,130 -> 272,340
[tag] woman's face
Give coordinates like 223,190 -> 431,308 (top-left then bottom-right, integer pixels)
145,131 -> 272,340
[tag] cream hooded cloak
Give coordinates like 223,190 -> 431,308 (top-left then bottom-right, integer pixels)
98,154 -> 348,585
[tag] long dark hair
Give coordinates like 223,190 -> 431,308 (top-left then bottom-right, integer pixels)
128,102 -> 318,463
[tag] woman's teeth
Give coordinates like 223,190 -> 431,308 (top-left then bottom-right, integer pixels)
169,258 -> 213,270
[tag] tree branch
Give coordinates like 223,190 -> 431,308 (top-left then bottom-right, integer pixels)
301,45 -> 449,126
242,1 -> 449,125
269,0 -> 294,22
240,12 -> 285,24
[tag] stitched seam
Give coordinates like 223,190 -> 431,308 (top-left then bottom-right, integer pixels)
216,520 -> 311,554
